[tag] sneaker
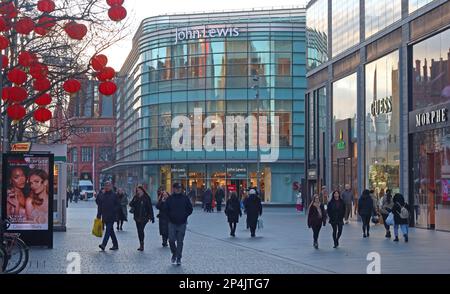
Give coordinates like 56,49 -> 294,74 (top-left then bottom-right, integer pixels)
404,235 -> 409,243
363,234 -> 367,238
367,232 -> 370,238
162,243 -> 168,248
109,246 -> 119,251
176,258 -> 182,266
251,234 -> 256,238
171,255 -> 177,265
345,221 -> 349,224
393,237 -> 399,242
99,244 -> 105,251
385,231 -> 391,238
313,242 -> 318,249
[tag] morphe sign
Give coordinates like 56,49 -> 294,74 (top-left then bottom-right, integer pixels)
175,26 -> 240,44
409,102 -> 450,134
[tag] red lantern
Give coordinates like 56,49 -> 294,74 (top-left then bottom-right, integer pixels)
7,104 -> 26,121
18,51 -> 37,67
1,54 -> 8,68
63,79 -> 81,93
99,81 -> 117,96
33,78 -> 51,92
97,67 -> 115,81
34,26 -> 48,36
37,0 -> 56,13
0,2 -> 17,18
7,68 -> 28,85
30,63 -> 48,79
8,87 -> 28,103
34,107 -> 52,122
0,16 -> 8,32
107,0 -> 124,6
0,35 -> 9,49
108,5 -> 127,22
91,54 -> 108,71
2,86 -> 12,101
64,22 -> 88,40
35,93 -> 52,106
15,17 -> 35,35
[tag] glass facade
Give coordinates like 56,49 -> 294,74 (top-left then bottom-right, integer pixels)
331,0 -> 360,57
365,51 -> 400,196
114,9 -> 306,204
307,0 -> 328,70
365,0 -> 402,39
409,0 -> 436,13
332,73 -> 358,191
412,28 -> 450,231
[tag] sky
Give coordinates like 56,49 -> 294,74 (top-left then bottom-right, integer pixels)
105,0 -> 307,70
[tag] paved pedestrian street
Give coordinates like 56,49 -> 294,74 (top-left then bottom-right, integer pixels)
24,201 -> 450,274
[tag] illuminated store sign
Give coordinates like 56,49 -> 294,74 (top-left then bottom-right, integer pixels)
415,108 -> 448,127
175,26 -> 240,44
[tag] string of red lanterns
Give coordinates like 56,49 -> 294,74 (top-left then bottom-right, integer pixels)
107,0 -> 127,22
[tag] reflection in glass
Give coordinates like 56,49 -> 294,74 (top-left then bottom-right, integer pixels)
365,0 -> 402,38
331,0 -> 360,57
307,0 -> 328,70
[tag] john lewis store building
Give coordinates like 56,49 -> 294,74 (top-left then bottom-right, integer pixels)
107,8 -> 307,204
306,0 -> 450,230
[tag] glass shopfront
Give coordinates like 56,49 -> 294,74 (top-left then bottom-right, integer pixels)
365,51 -> 400,198
411,28 -> 450,231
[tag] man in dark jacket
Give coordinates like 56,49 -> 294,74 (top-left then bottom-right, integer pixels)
166,183 -> 193,266
244,188 -> 262,238
97,182 -> 120,251
203,188 -> 213,212
215,186 -> 225,212
358,190 -> 375,238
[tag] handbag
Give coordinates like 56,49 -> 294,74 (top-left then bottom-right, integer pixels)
371,215 -> 380,224
92,218 -> 103,238
257,218 -> 264,230
385,212 -> 395,226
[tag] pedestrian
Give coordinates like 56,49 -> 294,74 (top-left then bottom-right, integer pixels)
369,190 -> 380,215
203,187 -> 213,213
392,193 -> 410,243
341,184 -> 353,224
243,188 -> 262,238
320,186 -> 328,206
327,190 -> 345,248
358,190 -> 376,238
307,194 -> 327,249
225,192 -> 242,237
156,190 -> 170,247
187,186 -> 196,206
97,182 -> 120,251
74,188 -> 79,203
129,185 -> 155,251
116,188 -> 129,231
380,189 -> 394,238
166,183 -> 193,266
216,186 -> 225,212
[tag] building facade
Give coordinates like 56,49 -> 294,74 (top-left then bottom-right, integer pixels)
108,8 -> 307,204
64,79 -> 116,191
306,0 -> 450,231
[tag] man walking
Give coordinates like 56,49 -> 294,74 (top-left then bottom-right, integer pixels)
166,183 -> 193,266
341,184 -> 354,224
97,182 -> 120,251
216,185 -> 225,212
244,188 -> 263,238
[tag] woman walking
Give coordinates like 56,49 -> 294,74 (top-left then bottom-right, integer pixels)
116,189 -> 128,231
307,194 -> 327,249
129,186 -> 155,251
156,190 -> 170,247
392,193 -> 410,243
225,192 -> 242,237
327,190 -> 345,248
380,190 -> 394,238
358,190 -> 375,238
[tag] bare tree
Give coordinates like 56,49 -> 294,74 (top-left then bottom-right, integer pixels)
0,0 -> 131,143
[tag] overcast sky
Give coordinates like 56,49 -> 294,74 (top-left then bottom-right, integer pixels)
105,0 -> 307,70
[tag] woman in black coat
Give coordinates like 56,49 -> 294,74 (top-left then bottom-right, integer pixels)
327,190 -> 345,248
308,194 -> 327,249
243,189 -> 262,238
392,193 -> 410,243
129,186 -> 155,251
225,192 -> 242,237
156,190 -> 170,247
358,189 -> 375,238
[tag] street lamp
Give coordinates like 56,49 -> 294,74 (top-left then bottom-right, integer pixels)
252,75 -> 261,196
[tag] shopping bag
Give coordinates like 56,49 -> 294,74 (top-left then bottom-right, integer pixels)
385,212 -> 395,226
92,218 -> 103,238
257,218 -> 264,230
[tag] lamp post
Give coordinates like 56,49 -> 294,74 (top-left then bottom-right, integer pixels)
253,75 -> 261,195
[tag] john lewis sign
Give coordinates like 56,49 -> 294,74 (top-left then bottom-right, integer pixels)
175,26 -> 240,44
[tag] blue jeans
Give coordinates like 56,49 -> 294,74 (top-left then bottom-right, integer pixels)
169,223 -> 187,260
394,224 -> 409,237
102,222 -> 118,248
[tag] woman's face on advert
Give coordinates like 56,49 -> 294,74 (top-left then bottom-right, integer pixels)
11,168 -> 26,189
30,175 -> 46,195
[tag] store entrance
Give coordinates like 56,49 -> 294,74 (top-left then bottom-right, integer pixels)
227,179 -> 248,201
333,158 -> 357,192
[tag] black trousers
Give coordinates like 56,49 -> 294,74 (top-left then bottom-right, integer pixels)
311,225 -> 322,243
135,221 -> 148,243
361,215 -> 371,234
217,203 -> 222,212
248,219 -> 257,236
331,223 -> 343,243
229,222 -> 237,235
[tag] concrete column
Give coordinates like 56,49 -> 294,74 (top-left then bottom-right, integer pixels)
400,23 -> 410,200
357,47 -> 366,196
326,64 -> 333,191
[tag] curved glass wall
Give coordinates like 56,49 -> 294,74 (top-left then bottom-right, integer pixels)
307,0 -> 329,70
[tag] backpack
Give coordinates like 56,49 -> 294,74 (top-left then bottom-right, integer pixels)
399,204 -> 409,220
